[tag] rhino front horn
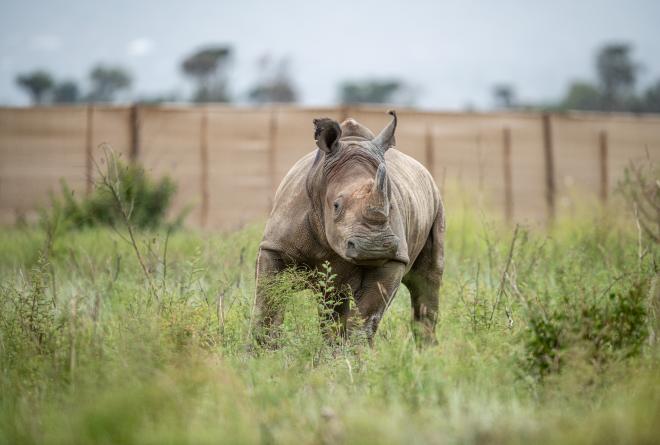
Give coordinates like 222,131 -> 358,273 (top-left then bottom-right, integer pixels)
372,110 -> 397,152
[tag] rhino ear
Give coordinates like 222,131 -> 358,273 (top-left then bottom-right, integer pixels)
313,118 -> 342,154
372,110 -> 397,152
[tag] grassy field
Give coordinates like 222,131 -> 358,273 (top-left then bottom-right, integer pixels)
0,201 -> 659,444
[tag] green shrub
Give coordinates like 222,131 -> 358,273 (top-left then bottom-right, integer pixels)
0,253 -> 64,380
521,275 -> 651,380
46,155 -> 179,231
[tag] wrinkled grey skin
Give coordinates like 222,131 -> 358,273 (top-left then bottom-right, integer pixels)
255,111 -> 444,345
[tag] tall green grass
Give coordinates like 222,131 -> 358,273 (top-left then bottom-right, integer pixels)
0,200 -> 658,444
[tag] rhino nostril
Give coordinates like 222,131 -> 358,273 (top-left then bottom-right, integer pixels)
346,239 -> 360,258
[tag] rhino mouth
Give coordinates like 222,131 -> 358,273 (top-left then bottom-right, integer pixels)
342,233 -> 400,266
344,254 -> 409,268
346,257 -> 390,267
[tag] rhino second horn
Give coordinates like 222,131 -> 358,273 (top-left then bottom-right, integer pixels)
375,163 -> 388,196
372,110 -> 397,152
369,163 -> 389,214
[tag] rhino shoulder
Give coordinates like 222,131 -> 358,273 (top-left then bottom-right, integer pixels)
271,151 -> 317,204
260,151 -> 321,261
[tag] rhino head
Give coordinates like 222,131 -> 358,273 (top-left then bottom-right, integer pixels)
311,111 -> 400,266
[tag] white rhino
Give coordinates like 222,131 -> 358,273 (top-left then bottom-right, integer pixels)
255,111 -> 444,345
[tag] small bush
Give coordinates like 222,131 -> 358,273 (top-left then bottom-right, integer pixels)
521,275 -> 651,380
0,254 -> 64,378
46,154 -> 178,231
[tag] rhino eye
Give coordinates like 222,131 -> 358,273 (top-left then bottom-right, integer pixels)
332,196 -> 344,217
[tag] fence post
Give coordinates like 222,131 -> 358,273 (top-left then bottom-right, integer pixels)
424,123 -> 435,179
476,133 -> 484,193
542,113 -> 556,223
599,130 -> 609,204
85,105 -> 94,195
200,107 -> 209,227
339,105 -> 350,122
268,108 -> 279,204
502,126 -> 513,223
129,105 -> 140,162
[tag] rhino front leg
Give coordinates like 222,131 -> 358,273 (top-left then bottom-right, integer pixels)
253,247 -> 287,346
347,261 -> 406,345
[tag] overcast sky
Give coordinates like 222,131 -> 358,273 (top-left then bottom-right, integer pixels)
1,0 -> 659,109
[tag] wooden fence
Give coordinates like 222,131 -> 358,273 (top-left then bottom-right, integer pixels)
1,105 -> 659,229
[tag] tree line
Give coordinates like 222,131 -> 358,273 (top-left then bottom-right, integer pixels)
13,42 -> 660,112
493,43 -> 659,113
14,45 -> 299,106
16,65 -> 131,105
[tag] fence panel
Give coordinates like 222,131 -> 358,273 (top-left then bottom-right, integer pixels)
0,106 -> 658,228
207,107 -> 272,230
0,107 -> 87,223
552,113 -> 660,216
89,107 -> 132,182
606,116 -> 660,181
139,107 -> 204,223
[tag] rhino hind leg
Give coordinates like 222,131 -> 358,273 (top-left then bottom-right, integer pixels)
402,205 -> 445,346
253,248 -> 288,346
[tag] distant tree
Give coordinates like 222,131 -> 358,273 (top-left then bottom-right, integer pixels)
339,79 -> 406,104
88,65 -> 132,102
560,81 -> 602,111
555,43 -> 648,113
596,43 -> 639,111
248,55 -> 297,103
52,80 -> 80,104
135,92 -> 181,105
641,80 -> 660,113
493,84 -> 516,109
15,70 -> 54,104
181,45 -> 232,102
